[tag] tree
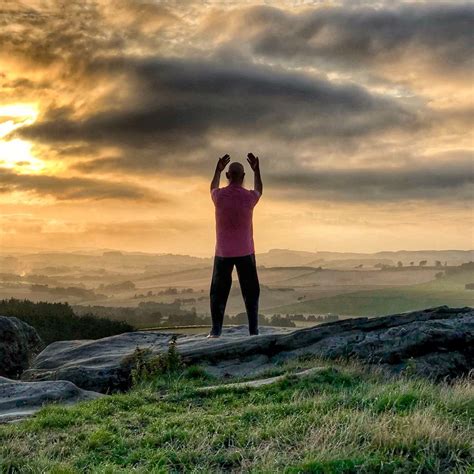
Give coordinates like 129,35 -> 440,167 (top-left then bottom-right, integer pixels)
435,260 -> 442,267
397,261 -> 403,267
419,260 -> 428,267
268,315 -> 295,327
410,261 -> 414,266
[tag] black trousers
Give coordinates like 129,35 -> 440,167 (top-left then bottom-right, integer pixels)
210,253 -> 260,336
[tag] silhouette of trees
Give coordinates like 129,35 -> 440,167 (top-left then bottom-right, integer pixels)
0,298 -> 134,344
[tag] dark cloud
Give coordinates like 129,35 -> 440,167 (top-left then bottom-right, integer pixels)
267,152 -> 474,202
213,3 -> 474,78
0,168 -> 163,202
17,57 -> 418,152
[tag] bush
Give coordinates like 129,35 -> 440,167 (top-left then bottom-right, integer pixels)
128,335 -> 184,385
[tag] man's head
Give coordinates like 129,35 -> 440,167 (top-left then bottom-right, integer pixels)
226,162 -> 245,184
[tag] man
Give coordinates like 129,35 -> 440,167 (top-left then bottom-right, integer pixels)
208,152 -> 263,338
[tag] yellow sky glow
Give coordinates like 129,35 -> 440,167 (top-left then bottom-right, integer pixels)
0,103 -> 46,174
0,1 -> 472,255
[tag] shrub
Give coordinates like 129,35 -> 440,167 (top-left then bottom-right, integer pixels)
129,335 -> 184,385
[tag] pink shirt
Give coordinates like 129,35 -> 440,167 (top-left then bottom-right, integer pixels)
211,183 -> 261,257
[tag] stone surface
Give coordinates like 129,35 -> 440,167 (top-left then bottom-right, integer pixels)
23,306 -> 473,392
0,316 -> 43,378
22,332 -> 175,392
21,327 -> 287,392
0,376 -> 102,423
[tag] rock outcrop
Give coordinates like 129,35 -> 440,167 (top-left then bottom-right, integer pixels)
0,377 -> 102,423
22,306 -> 473,393
0,316 -> 43,378
21,327 -> 287,392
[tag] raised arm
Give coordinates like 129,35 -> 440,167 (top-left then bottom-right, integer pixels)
210,154 -> 230,191
247,153 -> 263,195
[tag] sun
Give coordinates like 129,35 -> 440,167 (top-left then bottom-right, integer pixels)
0,103 -> 39,138
0,103 -> 46,174
0,138 -> 46,173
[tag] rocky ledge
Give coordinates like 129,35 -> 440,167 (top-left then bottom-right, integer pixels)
22,306 -> 473,393
0,377 -> 102,423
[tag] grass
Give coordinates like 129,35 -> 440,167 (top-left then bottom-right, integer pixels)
0,359 -> 473,473
269,269 -> 474,316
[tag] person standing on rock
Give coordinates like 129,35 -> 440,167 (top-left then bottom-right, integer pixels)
208,153 -> 263,338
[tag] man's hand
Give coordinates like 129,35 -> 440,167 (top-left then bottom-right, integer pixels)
247,153 -> 263,195
211,154 -> 230,191
216,154 -> 230,172
247,153 -> 259,171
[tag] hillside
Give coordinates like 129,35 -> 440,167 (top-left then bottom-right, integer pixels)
1,306 -> 472,471
1,358 -> 472,472
268,266 -> 474,316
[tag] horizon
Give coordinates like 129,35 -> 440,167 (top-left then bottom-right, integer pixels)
1,0 -> 473,254
1,245 -> 473,260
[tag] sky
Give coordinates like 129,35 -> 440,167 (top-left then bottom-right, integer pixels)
0,0 -> 473,256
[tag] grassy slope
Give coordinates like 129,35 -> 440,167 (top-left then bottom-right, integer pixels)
1,359 -> 473,473
268,270 -> 474,316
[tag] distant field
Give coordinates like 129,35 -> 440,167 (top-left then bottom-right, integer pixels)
267,269 -> 474,316
1,250 -> 472,320
1,267 -> 444,314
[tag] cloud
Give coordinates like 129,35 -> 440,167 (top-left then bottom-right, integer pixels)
0,168 -> 163,201
13,54 -> 471,204
266,152 -> 474,202
15,57 -> 419,171
203,3 -> 474,81
1,0 -> 472,207
0,0 -> 179,69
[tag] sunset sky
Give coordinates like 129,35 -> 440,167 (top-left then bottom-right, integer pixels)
1,0 -> 473,256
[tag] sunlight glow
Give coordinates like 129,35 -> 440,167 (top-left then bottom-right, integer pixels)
0,103 -> 39,138
0,139 -> 45,173
0,103 -> 46,174
0,103 -> 39,118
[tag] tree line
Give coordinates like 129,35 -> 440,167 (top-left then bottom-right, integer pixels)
0,298 -> 134,345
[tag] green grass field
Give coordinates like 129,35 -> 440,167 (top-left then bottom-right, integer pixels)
268,269 -> 474,316
1,358 -> 473,473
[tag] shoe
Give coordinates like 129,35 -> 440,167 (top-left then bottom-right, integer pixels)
206,334 -> 220,339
